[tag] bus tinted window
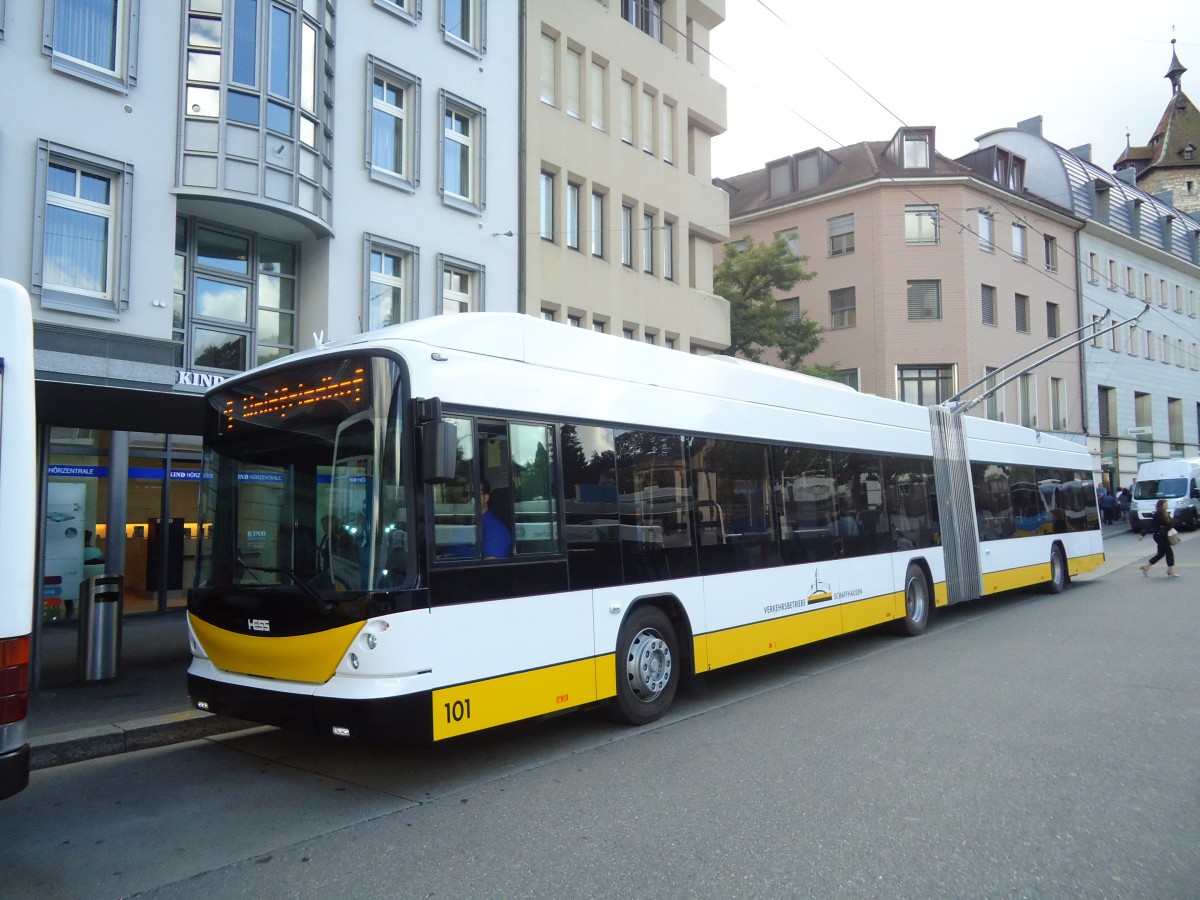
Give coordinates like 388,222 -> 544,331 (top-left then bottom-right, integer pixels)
884,455 -> 936,550
616,430 -> 697,582
775,446 -> 838,564
560,425 -> 622,588
691,438 -> 777,575
834,452 -> 888,557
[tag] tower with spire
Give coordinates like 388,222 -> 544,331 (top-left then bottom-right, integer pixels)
1113,40 -> 1200,214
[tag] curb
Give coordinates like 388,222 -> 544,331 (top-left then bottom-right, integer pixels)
31,711 -> 257,771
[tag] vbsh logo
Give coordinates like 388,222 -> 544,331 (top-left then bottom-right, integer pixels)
247,618 -> 271,633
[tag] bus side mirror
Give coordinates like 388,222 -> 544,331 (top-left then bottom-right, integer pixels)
422,420 -> 457,484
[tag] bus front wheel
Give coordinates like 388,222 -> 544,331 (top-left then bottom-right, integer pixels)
897,564 -> 931,636
609,605 -> 680,726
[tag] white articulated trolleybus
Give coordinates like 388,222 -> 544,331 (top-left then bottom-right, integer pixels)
0,281 -> 37,798
187,313 -> 1103,742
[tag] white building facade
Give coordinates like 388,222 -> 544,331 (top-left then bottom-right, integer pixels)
0,0 -> 518,617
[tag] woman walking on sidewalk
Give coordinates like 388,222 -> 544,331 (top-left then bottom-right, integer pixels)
1140,498 -> 1180,578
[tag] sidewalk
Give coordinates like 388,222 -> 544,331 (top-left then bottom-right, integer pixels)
24,520 -> 1168,771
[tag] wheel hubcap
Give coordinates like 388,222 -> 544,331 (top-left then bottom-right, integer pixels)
906,576 -> 927,622
625,627 -> 672,701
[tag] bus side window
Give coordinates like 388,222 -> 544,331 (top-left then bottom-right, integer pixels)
509,422 -> 559,555
432,416 -> 479,560
560,424 -> 622,588
774,446 -> 837,564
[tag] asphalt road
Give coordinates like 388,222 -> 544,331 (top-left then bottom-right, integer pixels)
9,551 -> 1199,899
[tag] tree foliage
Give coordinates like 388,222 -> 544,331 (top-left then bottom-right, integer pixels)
715,234 -> 822,372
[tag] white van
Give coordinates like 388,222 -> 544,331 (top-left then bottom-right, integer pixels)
1130,458 -> 1200,533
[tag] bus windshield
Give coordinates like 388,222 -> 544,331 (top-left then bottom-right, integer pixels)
195,355 -> 409,594
1134,478 -> 1188,500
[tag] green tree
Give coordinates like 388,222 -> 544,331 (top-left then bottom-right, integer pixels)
715,234 -> 821,372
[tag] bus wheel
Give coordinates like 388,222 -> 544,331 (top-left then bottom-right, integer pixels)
897,564 -> 930,636
1046,546 -> 1068,594
610,606 -> 679,726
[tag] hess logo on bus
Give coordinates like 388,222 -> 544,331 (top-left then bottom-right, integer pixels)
247,618 -> 271,632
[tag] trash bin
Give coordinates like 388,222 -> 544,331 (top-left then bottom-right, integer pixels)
78,574 -> 124,682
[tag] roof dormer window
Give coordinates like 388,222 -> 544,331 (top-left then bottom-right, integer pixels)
903,134 -> 930,168
994,149 -> 1025,192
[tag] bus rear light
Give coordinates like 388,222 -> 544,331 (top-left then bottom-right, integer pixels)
0,693 -> 28,726
0,637 -> 30,726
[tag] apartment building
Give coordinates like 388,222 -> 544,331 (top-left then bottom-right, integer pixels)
977,117 -> 1200,492
524,0 -> 730,351
721,127 -> 1085,440
0,1 -> 518,616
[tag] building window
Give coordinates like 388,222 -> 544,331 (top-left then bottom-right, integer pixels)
1125,266 -> 1136,295
1046,302 -> 1060,339
541,308 -> 556,321
623,327 -> 635,340
768,161 -> 791,197
375,0 -> 419,22
1011,223 -> 1027,261
1107,259 -> 1118,290
776,227 -> 800,257
995,148 -> 1025,191
368,60 -> 420,190
907,280 -> 941,320
1044,235 -> 1058,272
978,211 -> 994,251
905,205 -> 939,244
43,0 -> 140,91
903,134 -> 930,168
175,221 -> 297,371
33,142 -> 133,317
592,319 -> 606,334
661,101 -> 675,164
440,255 -> 482,314
621,203 -> 634,267
366,236 -> 414,330
981,284 -> 996,326
621,0 -> 663,41
441,92 -> 484,211
898,365 -> 953,406
665,336 -> 676,350
830,287 -> 856,329
566,182 -> 581,251
1162,339 -> 1172,366
620,78 -> 634,145
1128,325 -> 1139,356
538,32 -> 556,106
663,219 -> 676,281
1092,315 -> 1103,348
828,214 -> 854,256
1143,272 -> 1152,299
640,88 -> 655,155
832,369 -> 859,391
1088,253 -> 1100,285
1159,278 -> 1168,307
589,59 -> 606,131
984,367 -> 1002,422
539,172 -> 555,241
1097,386 -> 1115,436
1169,398 -> 1184,451
568,314 -> 581,327
590,191 -> 605,258
644,332 -> 656,345
442,0 -> 484,56
1050,377 -> 1067,430
780,297 -> 800,324
642,211 -> 655,274
1019,374 -> 1036,428
1175,285 -> 1184,312
1144,330 -> 1154,360
564,46 -> 582,119
1015,294 -> 1030,333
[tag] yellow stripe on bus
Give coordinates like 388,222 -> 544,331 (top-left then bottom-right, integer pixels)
432,656 -> 605,740
1069,552 -> 1104,575
700,592 -> 901,672
190,614 -> 360,684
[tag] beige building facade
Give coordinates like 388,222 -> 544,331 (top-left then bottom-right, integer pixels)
524,0 -> 730,352
722,128 -> 1086,440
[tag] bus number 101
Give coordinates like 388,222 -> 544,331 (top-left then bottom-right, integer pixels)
444,699 -> 472,723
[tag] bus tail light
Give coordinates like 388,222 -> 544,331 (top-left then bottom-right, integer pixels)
0,636 -> 30,726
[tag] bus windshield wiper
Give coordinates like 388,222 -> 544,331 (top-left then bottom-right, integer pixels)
239,565 -> 326,606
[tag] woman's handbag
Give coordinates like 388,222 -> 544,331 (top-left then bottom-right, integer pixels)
1168,528 -> 1181,545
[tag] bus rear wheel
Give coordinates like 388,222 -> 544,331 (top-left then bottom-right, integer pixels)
1046,545 -> 1068,594
609,605 -> 680,726
897,563 -> 931,636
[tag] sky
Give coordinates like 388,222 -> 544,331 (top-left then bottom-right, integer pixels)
709,0 -> 1199,180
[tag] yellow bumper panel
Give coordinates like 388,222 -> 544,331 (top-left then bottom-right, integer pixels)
190,613 -> 361,684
